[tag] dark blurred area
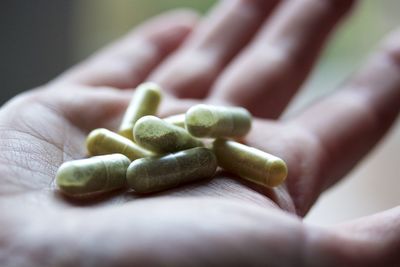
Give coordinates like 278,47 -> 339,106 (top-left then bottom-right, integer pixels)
0,1 -> 75,104
0,0 -> 215,105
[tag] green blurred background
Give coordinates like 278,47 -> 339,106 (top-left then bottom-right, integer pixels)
1,0 -> 399,224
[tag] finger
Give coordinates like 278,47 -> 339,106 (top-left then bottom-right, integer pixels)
31,85 -> 131,132
149,0 -> 280,99
33,85 -> 199,133
307,206 -> 400,266
54,9 -> 198,89
209,0 -> 355,118
290,29 -> 400,211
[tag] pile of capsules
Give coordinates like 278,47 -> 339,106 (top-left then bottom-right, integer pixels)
56,82 -> 288,197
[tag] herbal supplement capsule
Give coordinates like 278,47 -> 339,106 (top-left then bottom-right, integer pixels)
119,82 -> 162,140
185,104 -> 252,138
134,116 -> 203,153
56,154 -> 130,197
163,114 -> 186,128
213,139 -> 287,187
86,128 -> 154,161
127,147 -> 217,193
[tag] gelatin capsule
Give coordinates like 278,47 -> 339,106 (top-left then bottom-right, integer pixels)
56,154 -> 130,197
213,139 -> 287,187
86,128 -> 154,160
119,82 -> 162,140
134,116 -> 203,153
127,147 -> 217,193
185,104 -> 252,138
163,113 -> 186,128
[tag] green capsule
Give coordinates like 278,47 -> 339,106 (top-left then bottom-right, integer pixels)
119,82 -> 162,140
185,104 -> 252,138
213,139 -> 287,187
163,113 -> 186,128
86,128 -> 154,160
56,154 -> 130,197
127,147 -> 217,193
134,116 -> 203,153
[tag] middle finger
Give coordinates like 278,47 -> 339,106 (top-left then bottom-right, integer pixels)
150,0 -> 280,99
209,0 -> 356,118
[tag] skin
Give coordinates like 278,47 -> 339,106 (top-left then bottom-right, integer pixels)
0,0 -> 400,266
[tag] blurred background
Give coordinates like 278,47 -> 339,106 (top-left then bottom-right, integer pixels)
0,0 -> 399,224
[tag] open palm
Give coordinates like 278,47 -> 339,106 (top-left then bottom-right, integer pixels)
1,1 -> 400,266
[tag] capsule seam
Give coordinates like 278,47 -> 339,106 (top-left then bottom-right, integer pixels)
264,158 -> 272,187
142,160 -> 151,191
121,142 -> 130,158
101,158 -> 111,190
226,109 -> 235,136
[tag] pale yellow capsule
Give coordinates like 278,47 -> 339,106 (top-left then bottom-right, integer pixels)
86,128 -> 154,160
213,139 -> 287,187
163,114 -> 186,128
119,82 -> 162,140
134,116 -> 203,153
56,154 -> 130,197
127,147 -> 217,193
186,104 -> 252,138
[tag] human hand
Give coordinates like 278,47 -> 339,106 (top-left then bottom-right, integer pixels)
1,1 -> 399,266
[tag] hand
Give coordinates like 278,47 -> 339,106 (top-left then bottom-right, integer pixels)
1,1 -> 399,266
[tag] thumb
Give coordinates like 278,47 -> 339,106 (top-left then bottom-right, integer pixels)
306,206 -> 400,267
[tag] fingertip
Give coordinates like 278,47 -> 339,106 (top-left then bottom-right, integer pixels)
139,8 -> 200,37
161,8 -> 200,25
134,9 -> 200,56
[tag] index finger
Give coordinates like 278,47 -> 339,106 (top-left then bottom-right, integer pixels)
54,9 -> 198,89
